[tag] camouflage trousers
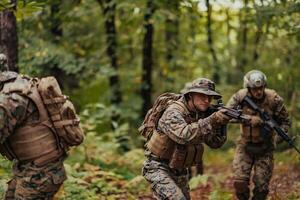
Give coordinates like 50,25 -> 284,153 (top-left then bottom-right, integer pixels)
4,159 -> 66,200
142,158 -> 190,200
232,144 -> 274,200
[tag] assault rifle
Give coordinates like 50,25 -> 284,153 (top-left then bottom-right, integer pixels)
243,96 -> 300,154
210,99 -> 250,123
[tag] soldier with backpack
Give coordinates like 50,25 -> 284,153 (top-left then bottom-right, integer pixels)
0,53 -> 84,199
140,78 -> 233,200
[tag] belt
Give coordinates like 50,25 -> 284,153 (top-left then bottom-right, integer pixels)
148,155 -> 170,165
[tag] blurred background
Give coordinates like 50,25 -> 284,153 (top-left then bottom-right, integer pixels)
0,0 -> 299,199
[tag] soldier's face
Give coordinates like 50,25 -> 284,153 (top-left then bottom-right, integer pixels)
249,86 -> 264,99
191,93 -> 212,111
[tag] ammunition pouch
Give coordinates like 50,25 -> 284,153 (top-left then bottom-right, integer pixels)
241,124 -> 263,143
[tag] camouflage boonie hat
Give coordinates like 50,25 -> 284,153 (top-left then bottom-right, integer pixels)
181,78 -> 221,99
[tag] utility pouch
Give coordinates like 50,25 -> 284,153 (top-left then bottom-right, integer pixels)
169,145 -> 186,170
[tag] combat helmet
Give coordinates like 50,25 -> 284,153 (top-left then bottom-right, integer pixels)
243,70 -> 267,88
181,78 -> 221,99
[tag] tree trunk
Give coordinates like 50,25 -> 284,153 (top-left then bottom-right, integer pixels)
205,0 -> 220,83
235,0 -> 249,78
225,8 -> 234,83
0,0 -> 18,72
252,23 -> 262,62
49,0 -> 79,90
141,0 -> 155,118
98,0 -> 122,107
165,0 -> 179,71
50,0 -> 63,42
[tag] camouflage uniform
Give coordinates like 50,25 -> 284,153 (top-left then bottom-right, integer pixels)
5,159 -> 66,200
0,69 -> 67,199
227,86 -> 290,200
142,78 -> 229,200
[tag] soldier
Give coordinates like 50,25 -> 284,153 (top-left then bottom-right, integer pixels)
142,78 -> 232,200
227,70 -> 290,200
0,53 -> 83,199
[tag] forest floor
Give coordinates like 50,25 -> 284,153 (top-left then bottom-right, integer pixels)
2,144 -> 298,200
190,161 -> 300,200
138,149 -> 300,200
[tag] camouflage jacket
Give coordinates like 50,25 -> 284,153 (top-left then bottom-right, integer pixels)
157,97 -> 226,148
0,92 -> 37,144
226,88 -> 290,145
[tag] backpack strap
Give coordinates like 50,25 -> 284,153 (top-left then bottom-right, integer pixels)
54,119 -> 80,128
27,79 -> 50,122
43,96 -> 67,105
2,76 -> 50,122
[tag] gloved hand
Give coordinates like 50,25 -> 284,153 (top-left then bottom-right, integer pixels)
210,109 -> 232,125
249,115 -> 263,127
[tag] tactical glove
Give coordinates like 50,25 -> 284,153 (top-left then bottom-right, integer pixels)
210,109 -> 232,126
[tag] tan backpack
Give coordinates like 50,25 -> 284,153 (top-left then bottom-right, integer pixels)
37,77 -> 84,150
138,93 -> 181,140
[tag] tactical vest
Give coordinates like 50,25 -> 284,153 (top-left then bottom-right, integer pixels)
0,75 -> 63,166
146,101 -> 206,170
239,89 -> 276,144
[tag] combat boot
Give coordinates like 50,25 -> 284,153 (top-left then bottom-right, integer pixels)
234,180 -> 250,200
235,192 -> 250,200
252,189 -> 268,200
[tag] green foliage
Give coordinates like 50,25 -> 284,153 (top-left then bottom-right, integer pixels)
209,190 -> 233,200
4,0 -> 299,198
0,158 -> 12,198
189,174 -> 209,190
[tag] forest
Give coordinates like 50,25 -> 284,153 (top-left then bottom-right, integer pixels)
0,0 -> 299,199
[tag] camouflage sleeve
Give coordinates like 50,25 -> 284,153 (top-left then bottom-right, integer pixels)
158,107 -> 216,145
273,94 -> 290,143
204,125 -> 227,149
0,106 -> 10,143
0,93 -> 29,143
226,92 -> 241,109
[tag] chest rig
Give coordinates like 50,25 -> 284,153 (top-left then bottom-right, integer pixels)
240,89 -> 276,144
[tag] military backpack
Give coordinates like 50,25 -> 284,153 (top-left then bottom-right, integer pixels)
138,92 -> 181,140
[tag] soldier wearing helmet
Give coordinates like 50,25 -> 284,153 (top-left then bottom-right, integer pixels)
142,78 -> 232,200
227,70 -> 290,200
